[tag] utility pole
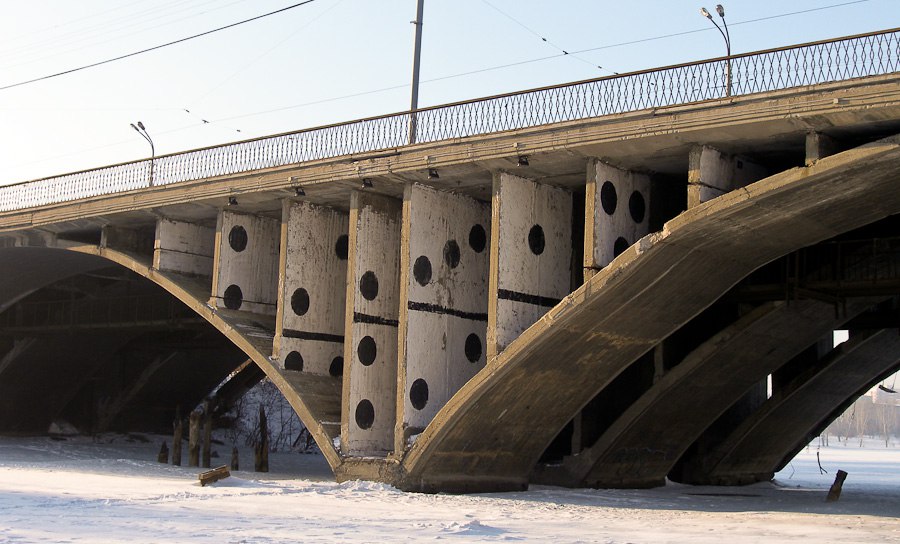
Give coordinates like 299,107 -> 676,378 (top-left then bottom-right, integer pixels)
409,0 -> 425,144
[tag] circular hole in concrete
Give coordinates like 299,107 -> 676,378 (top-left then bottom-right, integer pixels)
355,399 -> 375,430
291,287 -> 310,316
629,190 -> 646,223
335,235 -> 349,260
228,225 -> 248,252
329,356 -> 344,377
223,284 -> 243,310
600,181 -> 617,215
613,237 -> 629,257
468,224 -> 487,253
413,255 -> 432,286
465,333 -> 482,363
285,351 -> 304,372
410,378 -> 429,410
357,336 -> 377,366
444,239 -> 461,269
359,271 -> 379,301
528,224 -> 545,255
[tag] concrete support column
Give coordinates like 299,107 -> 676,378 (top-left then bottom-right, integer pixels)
153,218 -> 215,278
584,159 -> 651,280
805,132 -> 839,166
488,172 -> 572,360
687,146 -> 767,208
396,183 -> 490,451
274,200 -> 349,376
342,192 -> 402,456
209,210 -> 280,315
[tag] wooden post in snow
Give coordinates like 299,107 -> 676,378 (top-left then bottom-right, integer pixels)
202,399 -> 212,469
188,409 -> 201,467
172,407 -> 183,467
254,405 -> 269,473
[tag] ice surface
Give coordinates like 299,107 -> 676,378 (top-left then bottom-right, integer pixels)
0,434 -> 896,543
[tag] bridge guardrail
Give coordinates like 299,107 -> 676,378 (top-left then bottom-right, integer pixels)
1,28 -> 898,213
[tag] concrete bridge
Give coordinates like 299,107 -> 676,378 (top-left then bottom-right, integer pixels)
1,29 -> 900,492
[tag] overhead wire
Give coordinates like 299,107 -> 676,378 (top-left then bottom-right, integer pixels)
0,0 -> 318,92
479,0 -> 618,74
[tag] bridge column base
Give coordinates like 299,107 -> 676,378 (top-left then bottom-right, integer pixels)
397,476 -> 529,494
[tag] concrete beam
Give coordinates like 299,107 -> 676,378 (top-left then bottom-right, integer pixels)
584,160 -> 651,279
341,192 -> 402,456
274,200 -> 348,377
209,210 -> 280,315
101,225 -> 154,255
153,218 -> 215,278
396,183 -> 490,452
687,145 -> 767,208
488,172 -> 571,360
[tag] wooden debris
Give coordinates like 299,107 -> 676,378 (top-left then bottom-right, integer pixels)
198,465 -> 230,487
826,469 -> 848,502
157,441 -> 169,464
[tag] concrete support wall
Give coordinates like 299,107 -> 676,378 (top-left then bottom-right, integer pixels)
341,192 -> 402,456
153,218 -> 215,277
210,210 -> 280,315
488,172 -> 572,360
687,145 -> 767,208
584,159 -> 651,279
274,200 -> 349,376
396,183 -> 490,451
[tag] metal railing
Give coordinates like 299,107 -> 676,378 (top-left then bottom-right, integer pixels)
1,28 -> 897,213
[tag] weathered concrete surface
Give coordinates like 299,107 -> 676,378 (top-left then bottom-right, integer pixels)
274,200 -> 348,376
397,184 -> 490,451
393,135 -> 900,493
488,173 -> 571,360
342,192 -> 402,456
687,145 -> 767,208
154,218 -> 215,278
584,160 -> 651,275
681,328 -> 900,485
210,211 -> 280,315
547,297 -> 879,489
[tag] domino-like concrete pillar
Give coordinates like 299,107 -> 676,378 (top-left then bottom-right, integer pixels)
396,183 -> 490,451
584,159 -> 651,280
153,218 -> 216,278
488,172 -> 572,360
210,210 -> 280,315
687,146 -> 767,208
341,192 -> 402,456
805,131 -> 839,166
274,200 -> 349,376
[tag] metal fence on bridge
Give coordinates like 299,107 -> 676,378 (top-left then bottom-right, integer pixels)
1,28 -> 898,213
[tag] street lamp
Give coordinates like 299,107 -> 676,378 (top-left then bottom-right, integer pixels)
700,4 -> 732,96
131,121 -> 155,186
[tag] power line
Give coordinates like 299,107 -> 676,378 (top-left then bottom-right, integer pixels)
479,0 -> 618,74
0,0 -> 317,92
206,0 -> 876,125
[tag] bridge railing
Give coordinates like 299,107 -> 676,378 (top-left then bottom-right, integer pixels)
1,28 -> 898,213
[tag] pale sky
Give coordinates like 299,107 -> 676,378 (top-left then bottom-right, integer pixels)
0,0 -> 897,186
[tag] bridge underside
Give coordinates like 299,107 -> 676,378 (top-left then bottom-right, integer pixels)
1,77 -> 899,491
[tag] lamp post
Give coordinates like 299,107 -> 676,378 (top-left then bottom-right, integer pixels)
700,4 -> 732,97
131,121 -> 155,186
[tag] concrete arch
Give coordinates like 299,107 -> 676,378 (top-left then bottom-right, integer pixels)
558,296 -> 879,488
396,135 -> 900,492
678,328 -> 900,485
59,245 -> 342,469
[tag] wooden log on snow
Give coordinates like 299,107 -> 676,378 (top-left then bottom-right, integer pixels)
198,465 -> 230,487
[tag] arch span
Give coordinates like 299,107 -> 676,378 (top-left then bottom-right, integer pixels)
396,135 -> 900,492
57,245 -> 343,469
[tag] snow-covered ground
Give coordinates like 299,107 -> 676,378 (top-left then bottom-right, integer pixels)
0,435 -> 897,543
